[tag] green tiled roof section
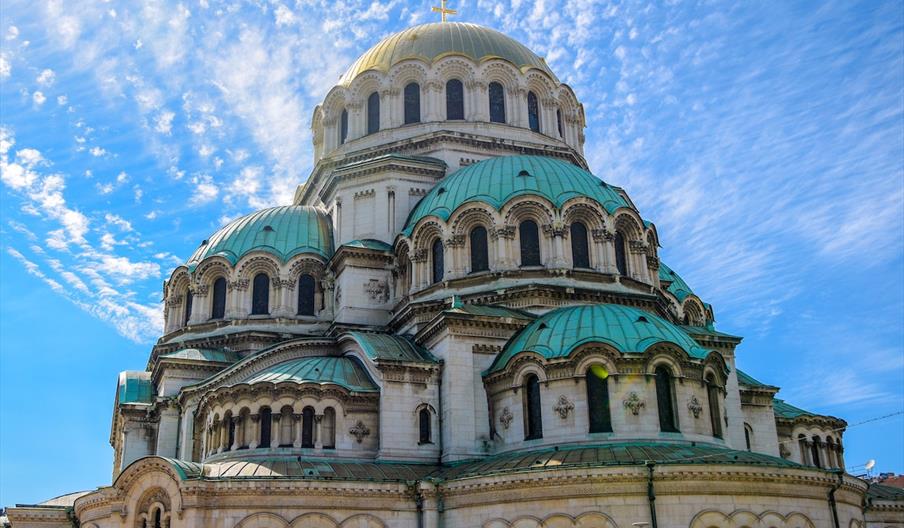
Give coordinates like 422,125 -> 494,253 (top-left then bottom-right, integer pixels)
160,348 -> 240,363
867,483 -> 904,501
773,398 -> 815,419
659,262 -> 695,302
117,371 -> 154,404
736,369 -> 775,388
201,458 -> 436,480
678,325 -> 741,340
187,205 -> 333,268
341,22 -> 555,85
449,303 -> 537,320
403,156 -> 629,235
347,332 -> 438,363
240,356 -> 378,392
342,239 -> 393,252
487,304 -> 711,374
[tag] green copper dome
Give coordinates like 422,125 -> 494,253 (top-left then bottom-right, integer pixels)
487,304 -> 711,373
403,156 -> 629,235
659,262 -> 695,301
187,206 -> 333,268
340,22 -> 555,85
240,356 -> 378,393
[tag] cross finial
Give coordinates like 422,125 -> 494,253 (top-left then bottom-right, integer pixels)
431,0 -> 457,22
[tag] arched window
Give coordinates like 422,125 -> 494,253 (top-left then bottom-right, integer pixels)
183,290 -> 193,326
366,92 -> 380,134
279,406 -> 293,447
227,413 -> 236,449
706,374 -> 722,438
297,274 -> 316,316
798,434 -> 809,465
339,108 -> 348,144
404,82 -> 421,124
826,437 -> 836,468
153,508 -> 162,528
418,407 -> 432,444
519,220 -> 541,266
251,273 -> 270,315
259,407 -> 272,448
431,238 -> 444,284
322,407 -> 336,449
302,406 -> 315,448
211,277 -> 227,319
527,91 -> 540,132
469,226 -> 489,273
614,231 -> 628,276
524,374 -> 543,440
654,366 -> 678,432
570,221 -> 590,268
586,365 -> 612,433
744,423 -> 753,451
556,108 -> 564,138
488,81 -> 506,123
810,436 -> 822,468
446,79 -> 464,120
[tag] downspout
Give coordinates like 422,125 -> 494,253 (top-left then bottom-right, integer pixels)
437,359 -> 445,457
828,469 -> 843,528
646,461 -> 658,528
414,482 -> 424,528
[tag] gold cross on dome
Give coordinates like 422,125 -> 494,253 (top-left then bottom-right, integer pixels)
431,0 -> 457,22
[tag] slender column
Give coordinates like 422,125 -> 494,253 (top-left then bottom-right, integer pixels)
271,414 -> 282,447
293,414 -> 303,448
249,414 -> 260,449
314,414 -> 323,449
230,417 -> 240,451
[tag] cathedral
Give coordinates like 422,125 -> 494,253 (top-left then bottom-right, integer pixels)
6,19 -> 903,528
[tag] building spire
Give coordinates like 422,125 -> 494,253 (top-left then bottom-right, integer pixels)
431,0 -> 457,22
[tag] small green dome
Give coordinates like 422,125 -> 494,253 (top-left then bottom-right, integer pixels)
341,22 -> 555,85
659,262 -> 695,302
187,206 -> 333,268
487,304 -> 711,374
240,356 -> 377,393
403,156 -> 629,235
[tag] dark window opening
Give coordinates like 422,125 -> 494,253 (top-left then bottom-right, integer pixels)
404,82 -> 421,124
211,277 -> 227,319
366,92 -> 380,134
811,436 -> 821,468
744,424 -> 752,451
556,108 -> 564,138
322,407 -> 336,449
706,375 -> 723,439
418,407 -> 432,444
524,374 -> 543,440
153,509 -> 162,528
302,407 -> 315,448
446,79 -> 464,120
489,81 -> 506,123
297,274 -> 316,316
183,290 -> 193,326
251,273 -> 270,315
586,366 -> 612,433
527,91 -> 540,132
655,366 -> 679,432
339,109 -> 348,144
431,238 -> 444,284
570,221 -> 590,268
519,220 -> 541,266
469,226 -> 489,273
259,407 -> 272,448
227,416 -> 236,448
614,231 -> 628,276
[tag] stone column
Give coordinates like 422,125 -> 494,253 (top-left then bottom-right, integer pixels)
273,278 -> 293,317
248,414 -> 260,449
230,417 -> 240,451
424,81 -> 442,122
271,414 -> 282,448
314,414 -> 323,449
348,102 -> 364,140
510,88 -> 526,128
188,285 -> 207,324
293,414 -> 303,448
218,422 -> 226,454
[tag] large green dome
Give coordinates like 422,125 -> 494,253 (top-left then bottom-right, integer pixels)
403,156 -> 629,235
187,205 -> 333,268
340,22 -> 556,85
487,304 -> 711,374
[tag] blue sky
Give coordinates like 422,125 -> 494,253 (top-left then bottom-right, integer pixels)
1,0 -> 902,506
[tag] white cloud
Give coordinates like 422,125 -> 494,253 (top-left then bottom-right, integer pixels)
189,174 -> 219,205
104,213 -> 133,232
57,95 -> 68,105
0,55 -> 10,78
32,91 -> 46,106
89,146 -> 107,157
274,4 -> 296,26
95,182 -> 114,194
6,26 -> 19,40
36,68 -> 55,86
155,110 -> 175,135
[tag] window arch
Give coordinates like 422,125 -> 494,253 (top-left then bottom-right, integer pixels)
404,82 -> 421,124
810,436 -> 822,468
259,407 -> 272,448
654,366 -> 679,432
705,373 -> 722,438
297,274 -> 316,316
524,374 -> 543,440
446,79 -> 464,120
570,221 -> 590,268
614,231 -> 628,276
183,290 -> 193,326
152,508 -> 162,528
211,277 -> 227,319
556,107 -> 564,138
488,81 -> 506,123
251,273 -> 270,315
431,238 -> 444,284
527,91 -> 541,132
225,411 -> 236,450
366,92 -> 380,134
469,226 -> 489,273
744,423 -> 753,451
301,406 -> 315,448
586,365 -> 612,433
418,407 -> 432,444
339,108 -> 349,144
519,220 -> 541,266
322,407 -> 336,449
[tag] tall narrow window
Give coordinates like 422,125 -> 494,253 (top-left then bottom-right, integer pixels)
655,366 -> 678,432
706,374 -> 723,438
153,509 -> 162,528
527,91 -> 540,132
586,366 -> 612,433
339,108 -> 348,144
227,414 -> 236,449
183,290 -> 193,326
259,407 -> 272,448
798,434 -> 809,465
297,274 -> 316,316
519,220 -> 541,266
301,407 -> 315,448
469,226 -> 489,273
404,82 -> 421,124
614,231 -> 628,276
810,436 -> 822,468
489,81 -> 506,123
251,273 -> 269,315
570,221 -> 590,268
366,92 -> 380,134
446,79 -> 464,120
431,238 -> 444,284
524,374 -> 543,440
744,423 -> 753,451
418,407 -> 432,444
211,277 -> 227,319
322,407 -> 336,449
556,108 -> 564,138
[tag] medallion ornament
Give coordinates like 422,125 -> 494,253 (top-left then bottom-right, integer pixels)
623,392 -> 645,416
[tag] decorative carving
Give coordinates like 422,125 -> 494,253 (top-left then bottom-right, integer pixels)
629,240 -> 647,254
553,395 -> 574,419
364,279 -> 389,303
349,420 -> 370,443
228,279 -> 249,292
591,227 -> 614,242
779,443 -> 791,459
542,222 -> 567,237
687,396 -> 703,418
623,392 -> 645,416
411,248 -> 428,263
499,407 -> 513,430
194,284 -> 210,296
445,234 -> 466,248
335,285 -> 342,305
490,225 -> 515,240
647,255 -> 660,270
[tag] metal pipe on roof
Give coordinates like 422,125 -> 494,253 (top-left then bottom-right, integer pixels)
828,469 -> 843,528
